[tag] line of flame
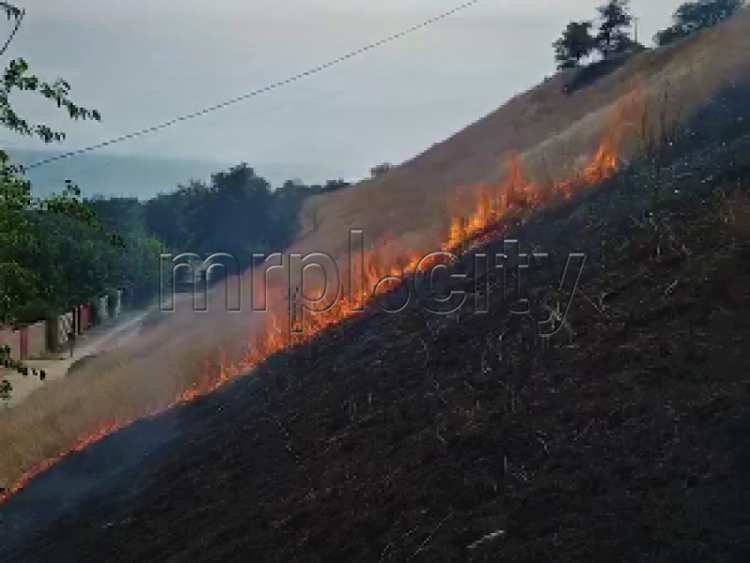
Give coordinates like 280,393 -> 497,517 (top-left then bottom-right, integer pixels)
0,89 -> 641,506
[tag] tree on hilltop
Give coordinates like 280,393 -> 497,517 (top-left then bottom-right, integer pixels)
655,0 -> 745,46
596,0 -> 634,58
553,21 -> 597,70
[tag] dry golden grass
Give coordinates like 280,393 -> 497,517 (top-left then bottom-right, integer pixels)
299,9 -> 750,260
2,9 -> 750,491
0,290 -> 265,490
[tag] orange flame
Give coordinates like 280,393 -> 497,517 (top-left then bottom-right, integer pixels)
0,91 -> 637,506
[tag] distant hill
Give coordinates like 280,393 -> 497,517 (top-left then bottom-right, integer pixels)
5,149 -> 344,200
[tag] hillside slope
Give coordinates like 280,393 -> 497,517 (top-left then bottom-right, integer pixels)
297,9 -> 750,259
2,113 -> 749,562
1,8 -> 750,523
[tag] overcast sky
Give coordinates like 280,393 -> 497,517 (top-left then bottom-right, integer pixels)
5,0 -> 683,182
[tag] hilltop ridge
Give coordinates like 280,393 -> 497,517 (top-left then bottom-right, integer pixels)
298,8 -> 750,259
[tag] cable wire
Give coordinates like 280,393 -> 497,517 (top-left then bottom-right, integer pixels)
26,0 -> 483,171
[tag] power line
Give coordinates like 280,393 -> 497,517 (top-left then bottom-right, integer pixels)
26,0 -> 483,171
20,89 -> 349,182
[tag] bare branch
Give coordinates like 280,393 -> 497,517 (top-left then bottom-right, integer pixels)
0,2 -> 23,22
0,6 -> 23,58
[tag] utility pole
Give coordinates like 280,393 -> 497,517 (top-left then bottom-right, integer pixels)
633,16 -> 640,45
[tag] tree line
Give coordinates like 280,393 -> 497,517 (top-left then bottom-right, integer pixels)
553,0 -> 745,70
0,1 -> 357,331
4,154 -> 353,328
0,2 -> 356,397
6,0 -> 743,397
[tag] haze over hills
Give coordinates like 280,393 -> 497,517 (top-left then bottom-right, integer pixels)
6,149 -> 347,200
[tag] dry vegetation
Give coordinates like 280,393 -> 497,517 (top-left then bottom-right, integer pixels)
299,9 -> 750,259
2,9 -> 750,495
6,117 -> 749,562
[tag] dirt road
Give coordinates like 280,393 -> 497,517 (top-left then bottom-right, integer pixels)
2,311 -> 151,408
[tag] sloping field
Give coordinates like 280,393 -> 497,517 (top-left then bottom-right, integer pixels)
2,105 -> 749,561
297,8 -> 750,259
1,9 -> 750,509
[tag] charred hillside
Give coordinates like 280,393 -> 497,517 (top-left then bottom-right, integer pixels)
3,95 -> 750,562
3,7 -> 750,513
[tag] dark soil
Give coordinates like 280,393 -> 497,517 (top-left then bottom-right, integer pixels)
2,149 -> 750,562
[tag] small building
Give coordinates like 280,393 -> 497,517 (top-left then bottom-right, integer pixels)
0,321 -> 46,360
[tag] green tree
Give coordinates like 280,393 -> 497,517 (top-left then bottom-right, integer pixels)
0,7 -> 100,141
144,184 -> 200,251
553,21 -> 597,70
0,4 -> 109,320
0,3 -> 114,396
654,0 -> 745,46
142,165 -> 351,298
595,0 -> 634,58
83,196 -> 164,305
10,209 -> 157,321
193,164 -> 275,262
